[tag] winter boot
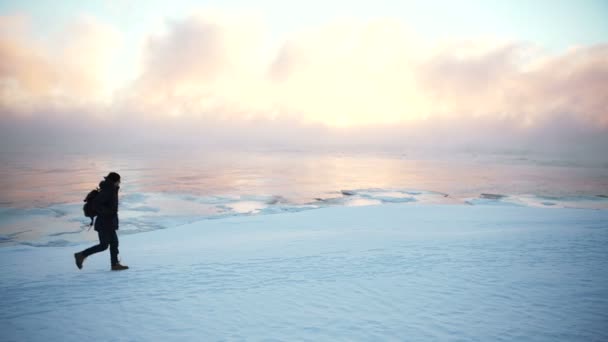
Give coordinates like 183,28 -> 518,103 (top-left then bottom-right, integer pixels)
74,252 -> 85,270
111,263 -> 129,271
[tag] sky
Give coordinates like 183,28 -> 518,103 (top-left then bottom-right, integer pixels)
0,0 -> 607,156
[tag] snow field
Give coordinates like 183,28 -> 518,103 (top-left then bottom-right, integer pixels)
1,204 -> 608,341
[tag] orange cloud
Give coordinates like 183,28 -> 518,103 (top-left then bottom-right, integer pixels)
2,11 -> 607,135
117,13 -> 607,130
0,14 -> 120,116
120,11 -> 268,120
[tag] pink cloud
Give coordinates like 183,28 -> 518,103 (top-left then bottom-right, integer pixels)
1,12 -> 607,157
0,14 -> 120,116
418,41 -> 608,127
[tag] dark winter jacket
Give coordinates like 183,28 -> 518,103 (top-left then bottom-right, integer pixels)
93,180 -> 119,231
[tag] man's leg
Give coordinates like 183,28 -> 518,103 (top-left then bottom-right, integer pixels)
82,230 -> 111,257
75,230 -> 110,269
108,230 -> 119,266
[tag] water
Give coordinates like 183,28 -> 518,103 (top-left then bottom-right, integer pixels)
1,148 -> 607,246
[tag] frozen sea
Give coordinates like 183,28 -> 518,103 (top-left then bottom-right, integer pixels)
1,149 -> 607,247
1,149 -> 608,341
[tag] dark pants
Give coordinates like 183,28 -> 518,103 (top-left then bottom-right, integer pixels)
81,229 -> 119,265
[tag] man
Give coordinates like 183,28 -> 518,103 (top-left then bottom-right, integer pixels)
74,172 -> 129,271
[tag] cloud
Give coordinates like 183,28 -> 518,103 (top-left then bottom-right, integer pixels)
120,11 -> 269,120
1,11 -> 607,157
121,14 -> 607,130
418,41 -> 608,127
0,14 -> 120,116
265,18 -> 422,126
518,44 -> 608,126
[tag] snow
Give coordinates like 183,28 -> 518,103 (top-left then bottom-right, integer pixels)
2,202 -> 608,341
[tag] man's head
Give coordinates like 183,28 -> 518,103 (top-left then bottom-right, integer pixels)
105,172 -> 121,186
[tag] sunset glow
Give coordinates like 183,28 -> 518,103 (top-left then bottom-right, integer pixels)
1,0 -> 607,152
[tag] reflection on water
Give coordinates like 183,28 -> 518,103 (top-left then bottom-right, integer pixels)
1,149 -> 608,208
1,148 -> 607,246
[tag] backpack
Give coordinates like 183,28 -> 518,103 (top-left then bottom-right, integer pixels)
83,188 -> 100,226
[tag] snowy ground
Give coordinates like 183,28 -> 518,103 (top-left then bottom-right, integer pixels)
2,203 -> 608,341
